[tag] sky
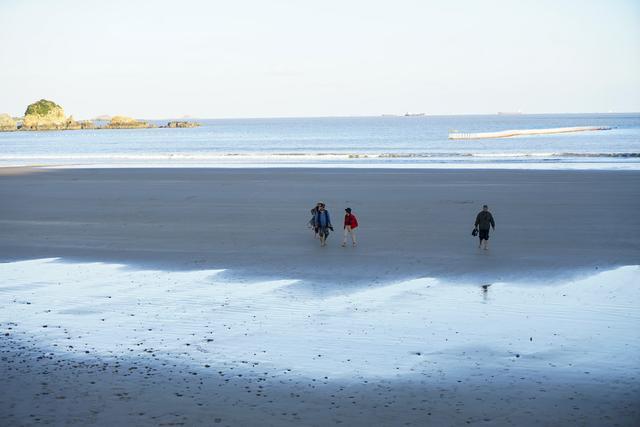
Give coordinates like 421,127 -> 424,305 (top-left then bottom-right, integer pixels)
1,0 -> 639,119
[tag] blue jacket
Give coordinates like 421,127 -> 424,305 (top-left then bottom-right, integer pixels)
314,210 -> 331,228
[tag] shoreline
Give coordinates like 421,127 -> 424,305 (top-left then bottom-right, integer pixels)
2,162 -> 640,171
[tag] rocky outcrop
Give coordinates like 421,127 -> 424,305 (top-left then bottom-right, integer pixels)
58,117 -> 94,130
79,120 -> 96,129
0,113 -> 17,131
162,121 -> 200,128
64,116 -> 82,130
105,116 -> 154,129
20,99 -> 95,131
22,99 -> 69,130
4,100 -> 188,132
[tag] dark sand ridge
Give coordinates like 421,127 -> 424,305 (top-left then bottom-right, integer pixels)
1,168 -> 639,288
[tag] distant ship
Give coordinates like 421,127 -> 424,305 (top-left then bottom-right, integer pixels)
497,111 -> 523,115
404,112 -> 426,117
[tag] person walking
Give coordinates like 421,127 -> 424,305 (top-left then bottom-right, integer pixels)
309,202 -> 322,238
313,202 -> 333,247
474,204 -> 495,250
341,207 -> 358,247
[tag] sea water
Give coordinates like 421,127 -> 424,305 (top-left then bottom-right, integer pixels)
0,113 -> 639,169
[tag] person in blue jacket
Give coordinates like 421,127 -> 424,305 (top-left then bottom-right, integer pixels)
313,202 -> 333,247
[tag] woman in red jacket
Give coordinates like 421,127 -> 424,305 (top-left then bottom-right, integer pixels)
342,207 -> 358,247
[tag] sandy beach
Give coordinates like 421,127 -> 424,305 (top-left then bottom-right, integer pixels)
1,168 -> 639,284
1,168 -> 640,426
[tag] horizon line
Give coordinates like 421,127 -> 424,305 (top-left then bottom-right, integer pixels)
138,111 -> 640,121
5,111 -> 639,121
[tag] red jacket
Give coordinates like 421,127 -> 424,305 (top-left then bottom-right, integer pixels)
344,213 -> 358,229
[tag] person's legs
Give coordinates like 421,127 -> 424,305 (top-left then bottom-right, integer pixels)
321,227 -> 329,246
480,229 -> 490,250
479,229 -> 489,249
350,228 -> 357,246
342,226 -> 349,247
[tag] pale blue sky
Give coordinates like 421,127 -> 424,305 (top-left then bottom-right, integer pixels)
1,0 -> 639,118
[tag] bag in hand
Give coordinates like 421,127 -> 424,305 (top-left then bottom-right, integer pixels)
471,228 -> 478,237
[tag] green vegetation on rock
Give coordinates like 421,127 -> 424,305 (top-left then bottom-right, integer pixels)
24,99 -> 63,117
22,99 -> 67,130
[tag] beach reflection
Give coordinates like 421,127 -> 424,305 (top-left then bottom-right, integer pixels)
1,259 -> 638,378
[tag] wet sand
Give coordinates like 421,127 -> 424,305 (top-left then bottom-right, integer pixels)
1,168 -> 639,285
1,168 -> 640,426
1,259 -> 639,425
2,334 -> 638,426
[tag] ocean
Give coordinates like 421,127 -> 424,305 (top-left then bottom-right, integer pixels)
1,113 -> 639,169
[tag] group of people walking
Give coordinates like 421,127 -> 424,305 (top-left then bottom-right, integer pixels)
309,202 -> 496,250
309,202 -> 495,249
309,202 -> 358,247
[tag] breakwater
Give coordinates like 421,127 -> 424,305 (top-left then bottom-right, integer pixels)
449,126 -> 611,140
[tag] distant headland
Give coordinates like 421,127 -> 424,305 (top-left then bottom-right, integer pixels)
0,99 -> 200,132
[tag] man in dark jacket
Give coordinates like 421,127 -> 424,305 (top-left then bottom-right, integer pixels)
474,205 -> 495,250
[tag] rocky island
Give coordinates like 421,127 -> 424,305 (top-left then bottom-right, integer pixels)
0,114 -> 17,131
104,115 -> 155,129
19,99 -> 94,131
0,99 -> 200,132
161,121 -> 201,128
